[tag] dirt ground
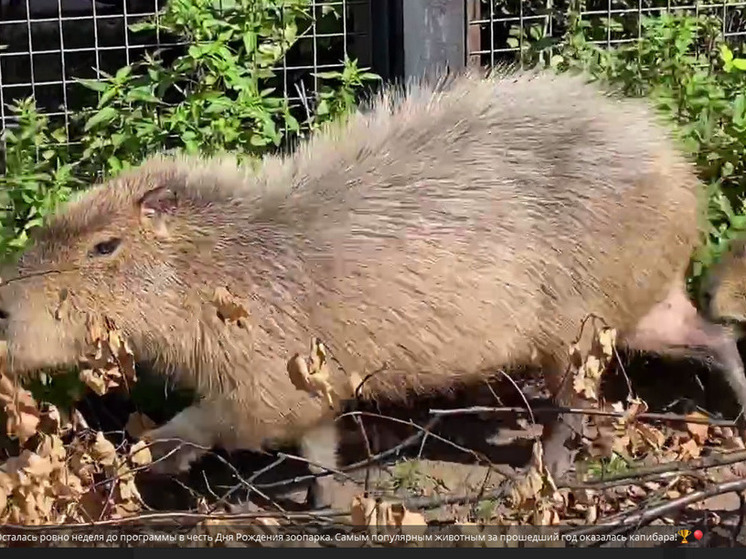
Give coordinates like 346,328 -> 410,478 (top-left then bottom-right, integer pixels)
92,346 -> 745,548
5,342 -> 746,548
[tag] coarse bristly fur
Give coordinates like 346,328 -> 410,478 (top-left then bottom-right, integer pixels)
1,68 -> 745,507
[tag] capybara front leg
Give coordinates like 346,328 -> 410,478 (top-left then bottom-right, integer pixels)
539,355 -> 587,482
541,402 -> 584,481
300,420 -> 342,509
142,399 -> 223,475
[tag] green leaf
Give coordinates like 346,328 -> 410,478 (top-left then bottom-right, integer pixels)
84,106 -> 118,131
720,44 -> 734,63
733,58 -> 746,71
250,134 -> 269,147
98,87 -> 120,107
114,65 -> 133,82
243,31 -> 257,53
129,21 -> 155,33
75,78 -> 109,92
125,88 -> 160,104
314,71 -> 342,80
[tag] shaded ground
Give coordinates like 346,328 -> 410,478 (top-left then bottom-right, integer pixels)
64,343 -> 746,548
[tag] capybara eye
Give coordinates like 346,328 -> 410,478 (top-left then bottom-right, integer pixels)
89,238 -> 122,257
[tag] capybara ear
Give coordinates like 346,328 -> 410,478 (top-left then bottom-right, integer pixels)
138,186 -> 177,238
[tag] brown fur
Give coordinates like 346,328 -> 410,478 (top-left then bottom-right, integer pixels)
702,238 -> 746,324
1,69 -> 744,505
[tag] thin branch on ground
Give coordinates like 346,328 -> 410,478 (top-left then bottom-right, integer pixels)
564,478 -> 746,542
563,448 -> 746,489
353,414 -> 373,492
429,405 -> 738,427
253,416 -> 445,490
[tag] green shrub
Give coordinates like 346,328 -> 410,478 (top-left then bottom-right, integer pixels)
0,100 -> 79,255
3,3 -> 745,286
0,0 -> 379,263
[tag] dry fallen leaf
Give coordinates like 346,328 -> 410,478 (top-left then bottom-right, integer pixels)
213,287 -> 249,328
129,440 -> 152,467
125,412 -> 157,439
37,434 -> 66,466
679,438 -> 701,460
597,328 -> 617,358
0,338 -> 146,526
78,315 -> 137,396
91,432 -> 118,467
350,494 -> 427,540
636,423 -> 667,451
85,314 -> 106,346
385,502 -> 427,531
0,372 -> 41,443
351,494 -> 377,528
533,503 -> 560,526
685,411 -> 710,445
108,330 -> 137,384
571,327 -> 617,402
79,367 -> 119,396
287,338 -> 339,409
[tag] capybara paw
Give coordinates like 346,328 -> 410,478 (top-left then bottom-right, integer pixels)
541,429 -> 579,482
141,431 -> 209,475
305,477 -> 337,510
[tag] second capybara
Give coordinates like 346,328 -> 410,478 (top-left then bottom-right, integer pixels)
1,69 -> 744,506
700,238 -> 746,327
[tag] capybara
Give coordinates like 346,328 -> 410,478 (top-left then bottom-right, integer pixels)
1,69 -> 744,507
700,238 -> 746,327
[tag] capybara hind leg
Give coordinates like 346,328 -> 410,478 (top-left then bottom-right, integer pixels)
142,400 -> 222,475
299,420 -> 341,509
539,356 -> 586,481
541,410 -> 584,481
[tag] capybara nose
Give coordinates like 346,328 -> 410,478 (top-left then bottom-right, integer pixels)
0,308 -> 8,321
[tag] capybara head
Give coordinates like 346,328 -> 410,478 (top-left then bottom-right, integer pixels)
701,238 -> 746,327
0,159 -> 233,376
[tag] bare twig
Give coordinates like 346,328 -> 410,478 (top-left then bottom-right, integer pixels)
402,484 -> 511,511
495,370 -> 539,440
209,455 -> 289,514
340,411 -> 494,468
565,478 -> 746,543
275,451 -> 359,485
353,414 -> 373,492
254,416 -> 443,490
0,509 -> 348,533
429,405 -> 738,427
565,448 -> 746,489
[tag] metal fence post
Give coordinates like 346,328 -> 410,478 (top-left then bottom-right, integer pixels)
369,0 -> 404,82
399,0 -> 467,81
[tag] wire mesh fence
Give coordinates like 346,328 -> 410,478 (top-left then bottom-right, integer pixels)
3,1 -> 745,140
467,0 -> 746,68
0,0 -> 373,136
